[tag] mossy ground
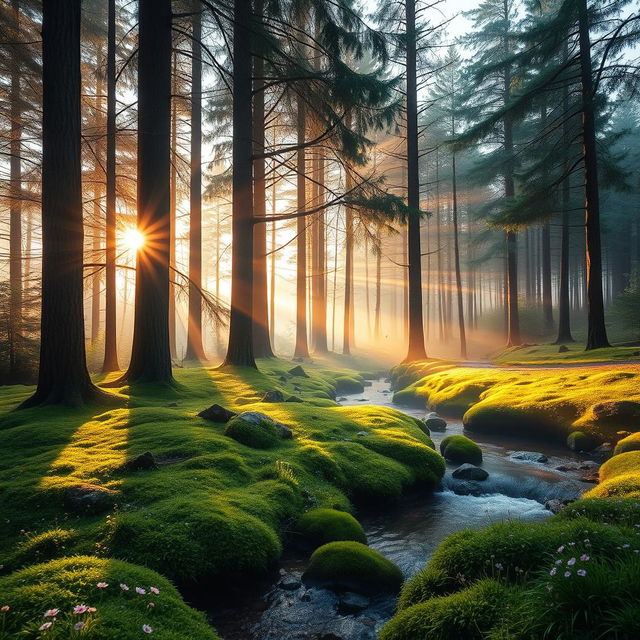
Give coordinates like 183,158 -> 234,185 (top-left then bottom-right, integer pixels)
295,508 -> 367,546
492,343 -> 640,366
391,360 -> 640,442
0,356 -> 444,638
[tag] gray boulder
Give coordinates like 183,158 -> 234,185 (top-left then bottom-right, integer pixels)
510,451 -> 548,463
337,592 -> 370,614
452,463 -> 488,481
424,413 -> 447,431
198,403 -> 237,423
237,411 -> 293,439
262,390 -> 285,403
64,484 -> 118,515
120,451 -> 158,472
289,365 -> 309,377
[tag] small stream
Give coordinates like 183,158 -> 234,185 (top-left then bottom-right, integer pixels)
198,379 -> 596,640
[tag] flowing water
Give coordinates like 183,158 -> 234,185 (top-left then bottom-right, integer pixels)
196,379 -> 596,640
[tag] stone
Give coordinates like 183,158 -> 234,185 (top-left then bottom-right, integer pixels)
261,390 -> 285,403
452,463 -> 489,481
356,431 -> 370,437
425,415 -> 447,432
294,384 -> 302,392
555,464 -> 578,472
165,402 -> 178,407
591,443 -> 614,460
337,592 -> 370,615
279,375 -> 288,382
510,451 -> 548,463
197,403 -> 237,423
237,411 -> 293,439
279,575 -> 302,591
449,480 -> 484,496
64,484 -> 118,515
120,451 -> 158,472
558,345 -> 570,353
545,499 -> 567,514
616,431 -> 632,438
289,365 -> 309,377
580,470 -> 599,484
337,397 -> 347,402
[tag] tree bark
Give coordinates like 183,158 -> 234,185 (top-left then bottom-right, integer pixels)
121,0 -> 173,383
343,190 -> 354,355
403,0 -> 427,362
452,153 -> 467,359
169,49 -> 178,359
185,2 -> 207,361
293,94 -> 310,359
578,0 -> 609,350
311,151 -> 328,353
102,0 -> 120,372
223,0 -> 256,367
23,0 -> 101,407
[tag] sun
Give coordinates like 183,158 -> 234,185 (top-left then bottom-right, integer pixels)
123,227 -> 145,252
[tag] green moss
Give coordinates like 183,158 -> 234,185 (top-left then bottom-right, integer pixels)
302,541 -> 403,595
296,508 -> 366,546
380,579 -> 516,640
0,555 -> 219,639
224,414 -> 280,449
334,376 -> 365,394
557,497 -> 640,527
397,568 -> 459,610
614,431 -> 640,455
598,451 -> 640,482
566,430 -> 599,452
493,344 -> 640,366
439,435 -> 482,465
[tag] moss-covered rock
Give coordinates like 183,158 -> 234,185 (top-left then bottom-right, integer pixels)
0,555 -> 220,639
598,450 -> 640,482
439,435 -> 482,465
334,376 -> 365,394
302,541 -> 403,595
296,508 -> 366,546
224,413 -> 281,449
566,430 -> 599,452
614,431 -> 640,455
380,579 -> 516,640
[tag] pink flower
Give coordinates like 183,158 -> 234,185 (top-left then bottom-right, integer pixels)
567,557 -> 576,566
73,605 -> 88,615
44,609 -> 59,617
87,607 -> 97,613
39,622 -> 53,631
136,587 -> 147,595
564,571 -> 572,578
577,569 -> 587,576
119,583 -> 129,591
1,605 -> 9,612
96,582 -> 108,589
580,554 -> 590,561
142,624 -> 153,633
74,621 -> 85,631
556,545 -> 565,553
149,587 -> 159,595
549,568 -> 557,576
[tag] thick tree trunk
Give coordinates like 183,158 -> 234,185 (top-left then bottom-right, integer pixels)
452,153 -> 467,359
169,50 -> 178,360
311,151 -> 328,353
102,0 -> 119,372
343,200 -> 354,355
251,3 -> 274,358
9,0 -> 23,380
185,4 -> 207,361
121,0 -> 173,383
223,0 -> 256,367
293,95 -> 310,359
578,0 -> 609,350
23,0 -> 101,407
403,0 -> 427,362
542,221 -> 553,332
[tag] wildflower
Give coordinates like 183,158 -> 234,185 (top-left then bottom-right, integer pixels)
568,542 -> 575,546
549,568 -> 557,576
1,606 -> 9,612
147,602 -> 155,608
74,621 -> 85,631
39,622 -> 53,631
577,569 -> 587,576
119,584 -> 129,591
149,587 -> 159,595
546,584 -> 553,591
143,624 -> 153,633
567,557 -> 576,566
557,545 -> 564,553
43,609 -> 59,617
87,607 -> 97,613
96,582 -> 108,589
554,559 -> 562,565
136,587 -> 147,595
495,563 -> 503,570
580,554 -> 590,561
623,544 -> 630,548
564,571 -> 571,578
73,605 -> 88,615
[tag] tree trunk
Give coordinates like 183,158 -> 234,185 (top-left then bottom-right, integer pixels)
403,0 -> 427,362
578,0 -> 609,350
169,50 -> 178,359
223,0 -> 256,367
23,0 -> 101,407
102,0 -> 119,372
293,95 -> 310,359
251,2 -> 274,358
185,3 -> 207,361
343,193 -> 354,355
452,153 -> 467,359
121,0 -> 173,383
374,236 -> 381,340
311,151 -> 328,353
542,221 -> 553,332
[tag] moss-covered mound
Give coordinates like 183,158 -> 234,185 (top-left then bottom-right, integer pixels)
302,541 -> 403,595
296,508 -> 366,546
334,375 -> 365,394
439,435 -> 482,465
382,500 -> 640,639
615,431 -> 640,455
0,358 -> 444,588
0,555 -> 220,639
566,430 -> 599,452
224,413 -> 280,449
